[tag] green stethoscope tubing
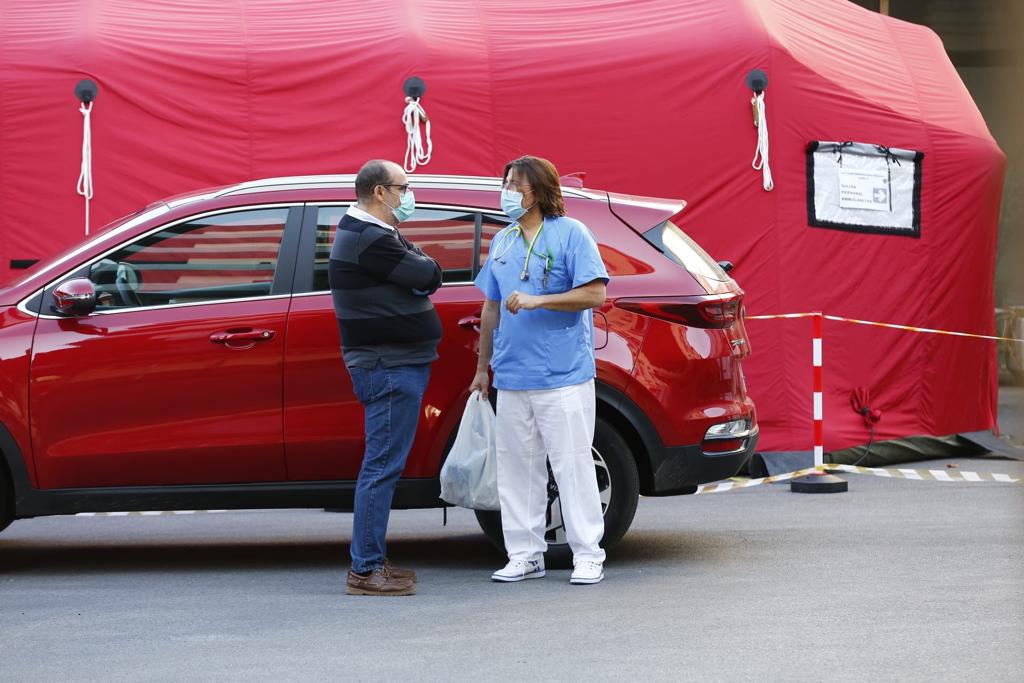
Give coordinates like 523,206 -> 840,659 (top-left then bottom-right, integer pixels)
492,218 -> 551,281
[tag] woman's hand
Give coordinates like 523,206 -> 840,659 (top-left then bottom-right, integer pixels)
505,291 -> 543,315
469,368 -> 490,400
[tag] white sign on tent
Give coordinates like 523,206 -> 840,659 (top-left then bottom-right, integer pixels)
838,168 -> 890,211
807,141 -> 923,237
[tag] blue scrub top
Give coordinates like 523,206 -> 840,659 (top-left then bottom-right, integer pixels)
475,215 -> 609,391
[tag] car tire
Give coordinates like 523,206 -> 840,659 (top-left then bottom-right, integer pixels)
475,416 -> 640,569
0,463 -> 13,534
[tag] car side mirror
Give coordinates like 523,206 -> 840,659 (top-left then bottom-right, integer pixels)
717,260 -> 734,273
52,278 -> 97,316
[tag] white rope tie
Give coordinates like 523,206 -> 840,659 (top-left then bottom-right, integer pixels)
77,101 -> 94,234
402,96 -> 432,173
751,92 -> 773,191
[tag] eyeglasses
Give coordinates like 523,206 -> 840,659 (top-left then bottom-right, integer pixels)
380,183 -> 410,196
502,180 -> 531,193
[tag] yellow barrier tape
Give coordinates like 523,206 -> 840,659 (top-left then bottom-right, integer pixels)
68,463 -> 1022,513
746,312 -> 1023,344
695,463 -> 1021,494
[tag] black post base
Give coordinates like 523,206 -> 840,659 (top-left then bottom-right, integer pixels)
790,472 -> 848,494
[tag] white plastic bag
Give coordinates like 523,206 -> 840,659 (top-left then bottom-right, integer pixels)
439,390 -> 500,511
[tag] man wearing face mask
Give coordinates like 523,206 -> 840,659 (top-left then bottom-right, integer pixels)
329,159 -> 442,596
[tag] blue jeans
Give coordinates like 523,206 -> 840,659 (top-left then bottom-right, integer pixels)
347,360 -> 432,573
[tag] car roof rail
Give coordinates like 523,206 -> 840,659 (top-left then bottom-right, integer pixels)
215,174 -> 605,199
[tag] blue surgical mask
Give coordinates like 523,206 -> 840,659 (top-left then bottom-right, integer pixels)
384,189 -> 416,223
501,188 -> 531,221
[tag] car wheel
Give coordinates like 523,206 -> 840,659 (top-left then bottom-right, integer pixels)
475,416 -> 640,569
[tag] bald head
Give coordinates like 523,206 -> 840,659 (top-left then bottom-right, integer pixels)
355,159 -> 403,201
354,159 -> 408,226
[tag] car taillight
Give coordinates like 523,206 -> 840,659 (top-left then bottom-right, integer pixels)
702,438 -> 745,454
613,295 -> 741,329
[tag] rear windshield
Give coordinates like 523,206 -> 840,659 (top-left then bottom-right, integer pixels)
642,220 -> 731,281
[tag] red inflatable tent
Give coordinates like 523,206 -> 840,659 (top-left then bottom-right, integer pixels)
0,0 -> 1005,453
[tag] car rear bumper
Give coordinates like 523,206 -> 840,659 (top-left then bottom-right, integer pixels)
645,427 -> 759,496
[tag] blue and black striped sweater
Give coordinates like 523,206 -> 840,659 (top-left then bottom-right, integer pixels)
328,213 -> 443,368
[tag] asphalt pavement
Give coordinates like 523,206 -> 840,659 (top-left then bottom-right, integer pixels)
1,448 -> 1022,682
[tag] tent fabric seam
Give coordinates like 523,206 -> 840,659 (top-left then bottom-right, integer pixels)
765,41 -> 795,450
471,0 -> 500,173
879,11 -> 939,438
236,0 -> 256,180
745,0 -> 798,451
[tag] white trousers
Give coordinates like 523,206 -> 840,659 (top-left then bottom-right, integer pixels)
495,379 -> 606,564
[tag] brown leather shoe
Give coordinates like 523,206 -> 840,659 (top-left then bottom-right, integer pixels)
346,568 -> 415,596
383,558 -> 417,583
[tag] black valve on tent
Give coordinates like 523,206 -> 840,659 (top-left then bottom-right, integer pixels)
746,69 -> 769,130
403,76 -> 426,100
400,75 -> 432,171
745,68 -> 768,95
75,79 -> 99,104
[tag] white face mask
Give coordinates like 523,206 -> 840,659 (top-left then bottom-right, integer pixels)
501,188 -> 531,221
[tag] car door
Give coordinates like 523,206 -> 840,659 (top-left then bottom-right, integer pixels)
283,202 -> 503,481
29,205 -> 302,489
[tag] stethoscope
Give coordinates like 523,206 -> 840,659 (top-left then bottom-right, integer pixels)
493,220 -> 551,281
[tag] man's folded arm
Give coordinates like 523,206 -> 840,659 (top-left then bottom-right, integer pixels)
359,233 -> 443,293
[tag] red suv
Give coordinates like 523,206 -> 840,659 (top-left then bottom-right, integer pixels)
0,174 -> 757,560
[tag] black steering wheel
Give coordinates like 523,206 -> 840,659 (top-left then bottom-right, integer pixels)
115,262 -> 143,308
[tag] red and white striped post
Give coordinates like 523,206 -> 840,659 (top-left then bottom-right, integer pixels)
812,311 -> 824,467
791,312 -> 848,493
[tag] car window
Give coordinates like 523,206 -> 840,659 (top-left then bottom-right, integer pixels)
313,206 -> 349,291
400,208 -> 480,283
645,220 -> 731,281
478,213 -> 511,269
314,206 -> 493,289
88,208 -> 289,309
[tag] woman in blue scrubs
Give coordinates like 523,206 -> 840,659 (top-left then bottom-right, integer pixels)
471,155 -> 610,585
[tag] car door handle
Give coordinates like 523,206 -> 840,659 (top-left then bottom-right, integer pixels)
209,329 -> 276,344
458,316 -> 482,330
594,310 -> 609,350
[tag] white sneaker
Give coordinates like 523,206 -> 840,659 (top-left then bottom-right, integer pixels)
570,561 -> 604,585
491,559 -> 545,582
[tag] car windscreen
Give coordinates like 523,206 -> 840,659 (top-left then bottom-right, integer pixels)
8,204 -> 171,289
